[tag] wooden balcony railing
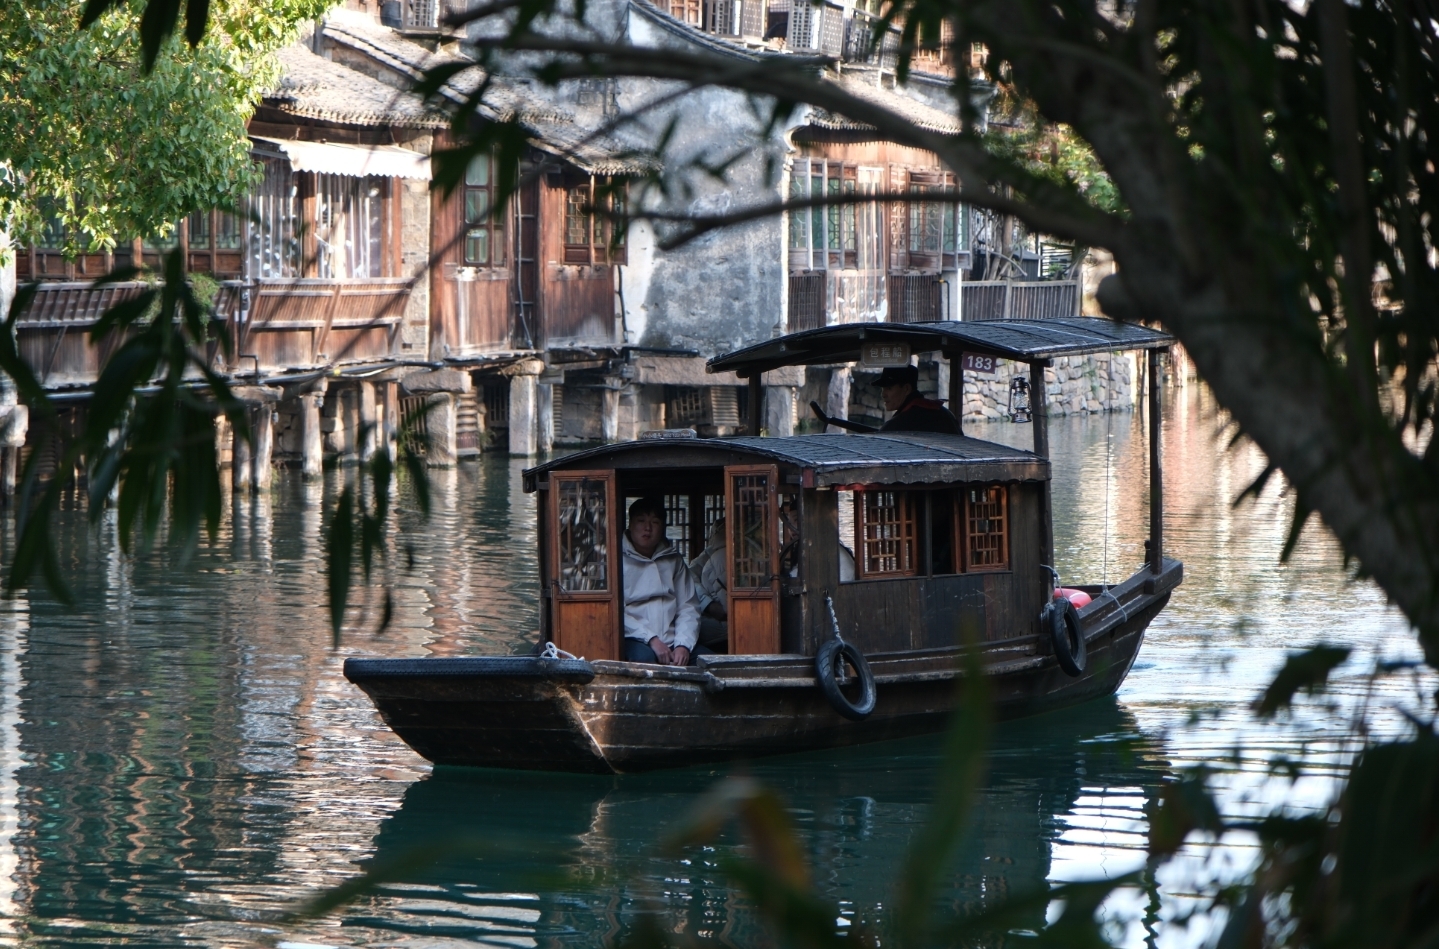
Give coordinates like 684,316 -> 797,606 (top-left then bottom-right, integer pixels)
13,281 -> 150,387
216,278 -> 411,372
962,279 -> 1080,321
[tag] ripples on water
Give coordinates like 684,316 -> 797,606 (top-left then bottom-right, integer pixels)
0,386 -> 1425,947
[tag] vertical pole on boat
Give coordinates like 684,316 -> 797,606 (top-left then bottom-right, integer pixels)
1029,359 -> 1053,578
948,350 -> 964,435
747,372 -> 764,436
1148,347 -> 1164,574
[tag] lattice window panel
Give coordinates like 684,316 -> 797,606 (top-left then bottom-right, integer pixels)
556,480 -> 610,592
669,387 -> 707,425
664,495 -> 693,557
964,485 -> 1008,571
787,0 -> 817,49
730,474 -> 774,589
857,490 -> 917,578
818,4 -> 844,55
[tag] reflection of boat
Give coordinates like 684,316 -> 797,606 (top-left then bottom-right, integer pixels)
355,700 -> 1168,946
346,320 -> 1183,773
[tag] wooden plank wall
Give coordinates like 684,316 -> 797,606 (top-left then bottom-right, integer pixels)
797,482 -> 1047,656
428,137 -> 513,359
537,177 -> 616,346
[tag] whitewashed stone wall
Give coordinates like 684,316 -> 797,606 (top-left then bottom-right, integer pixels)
961,352 -> 1138,421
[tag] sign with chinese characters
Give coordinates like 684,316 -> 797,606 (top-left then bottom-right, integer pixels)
961,352 -> 999,376
859,342 -> 911,367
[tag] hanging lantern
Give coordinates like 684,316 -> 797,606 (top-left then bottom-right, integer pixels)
1009,376 -> 1032,423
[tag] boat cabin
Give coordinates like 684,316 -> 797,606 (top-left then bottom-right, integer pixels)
523,317 -> 1174,664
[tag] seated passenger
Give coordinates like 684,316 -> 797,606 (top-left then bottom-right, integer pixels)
689,518 -> 729,652
621,497 -> 705,666
875,365 -> 960,435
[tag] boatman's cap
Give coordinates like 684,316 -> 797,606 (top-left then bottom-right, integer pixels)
873,365 -> 919,388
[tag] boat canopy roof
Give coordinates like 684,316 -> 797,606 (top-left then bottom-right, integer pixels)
524,432 -> 1048,490
708,318 -> 1173,376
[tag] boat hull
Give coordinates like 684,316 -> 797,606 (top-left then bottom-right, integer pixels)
346,562 -> 1179,773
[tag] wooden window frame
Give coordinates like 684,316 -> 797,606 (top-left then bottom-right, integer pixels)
788,159 -> 859,271
563,176 -> 628,266
905,170 -> 959,272
960,484 -> 1009,573
463,152 -> 504,269
854,487 -> 919,580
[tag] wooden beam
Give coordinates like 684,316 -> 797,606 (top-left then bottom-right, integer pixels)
947,349 -> 964,435
748,372 -> 763,436
1149,347 -> 1164,574
1030,359 -> 1053,581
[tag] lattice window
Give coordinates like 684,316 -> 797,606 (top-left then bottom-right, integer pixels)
730,473 -> 773,589
664,495 -> 693,556
563,176 -> 628,265
556,479 -> 610,592
789,159 -> 858,270
964,485 -> 1008,571
907,171 -> 959,270
668,387 -> 707,425
856,489 -> 918,578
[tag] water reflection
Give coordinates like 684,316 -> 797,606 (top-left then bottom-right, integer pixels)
0,386 -> 1423,947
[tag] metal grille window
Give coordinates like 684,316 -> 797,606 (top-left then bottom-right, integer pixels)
563,177 -> 627,265
857,489 -> 918,578
556,479 -> 610,592
788,159 -> 858,270
464,153 -> 503,266
730,473 -> 774,589
246,159 -> 300,279
964,485 -> 1008,571
316,174 -> 384,278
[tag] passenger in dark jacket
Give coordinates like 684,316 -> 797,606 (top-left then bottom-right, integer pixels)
874,365 -> 960,435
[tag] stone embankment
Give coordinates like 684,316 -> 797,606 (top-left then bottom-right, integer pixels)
960,352 -> 1138,421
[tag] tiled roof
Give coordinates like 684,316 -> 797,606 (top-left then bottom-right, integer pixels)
805,71 -> 962,135
269,45 -> 449,129
322,9 -> 653,174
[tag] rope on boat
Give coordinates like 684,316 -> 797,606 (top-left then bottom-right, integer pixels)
540,642 -> 580,661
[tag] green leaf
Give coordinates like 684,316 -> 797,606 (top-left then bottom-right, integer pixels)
1254,644 -> 1351,718
1145,767 -> 1224,860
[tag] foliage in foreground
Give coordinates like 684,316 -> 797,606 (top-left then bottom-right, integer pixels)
0,0 -> 333,250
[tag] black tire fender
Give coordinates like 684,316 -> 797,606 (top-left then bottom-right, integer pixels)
815,639 -> 877,721
1048,597 -> 1086,677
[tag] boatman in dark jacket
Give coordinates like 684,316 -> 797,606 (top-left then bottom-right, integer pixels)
875,365 -> 961,434
810,363 -> 961,435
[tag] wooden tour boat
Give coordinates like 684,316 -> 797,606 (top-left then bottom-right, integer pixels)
346,318 -> 1183,773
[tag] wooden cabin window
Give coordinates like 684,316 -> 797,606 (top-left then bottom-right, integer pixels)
555,479 -> 611,592
563,177 -> 627,265
316,174 -> 386,278
856,489 -> 918,578
729,472 -> 774,589
463,153 -> 504,267
963,485 -> 1008,571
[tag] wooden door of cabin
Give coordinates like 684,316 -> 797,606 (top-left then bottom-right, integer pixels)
725,465 -> 780,655
548,470 -> 620,660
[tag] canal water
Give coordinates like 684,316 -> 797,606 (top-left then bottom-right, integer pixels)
0,386 -> 1426,947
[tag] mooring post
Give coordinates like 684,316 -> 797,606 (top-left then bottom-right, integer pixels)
301,391 -> 323,480
1149,347 -> 1164,574
252,405 -> 274,491
231,410 -> 252,492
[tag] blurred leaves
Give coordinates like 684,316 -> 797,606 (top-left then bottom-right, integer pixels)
1254,644 -> 1352,718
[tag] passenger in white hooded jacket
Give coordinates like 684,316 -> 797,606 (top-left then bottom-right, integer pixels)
621,497 -> 703,665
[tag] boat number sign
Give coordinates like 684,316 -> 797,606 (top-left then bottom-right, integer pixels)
860,342 -> 911,367
961,353 -> 998,376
